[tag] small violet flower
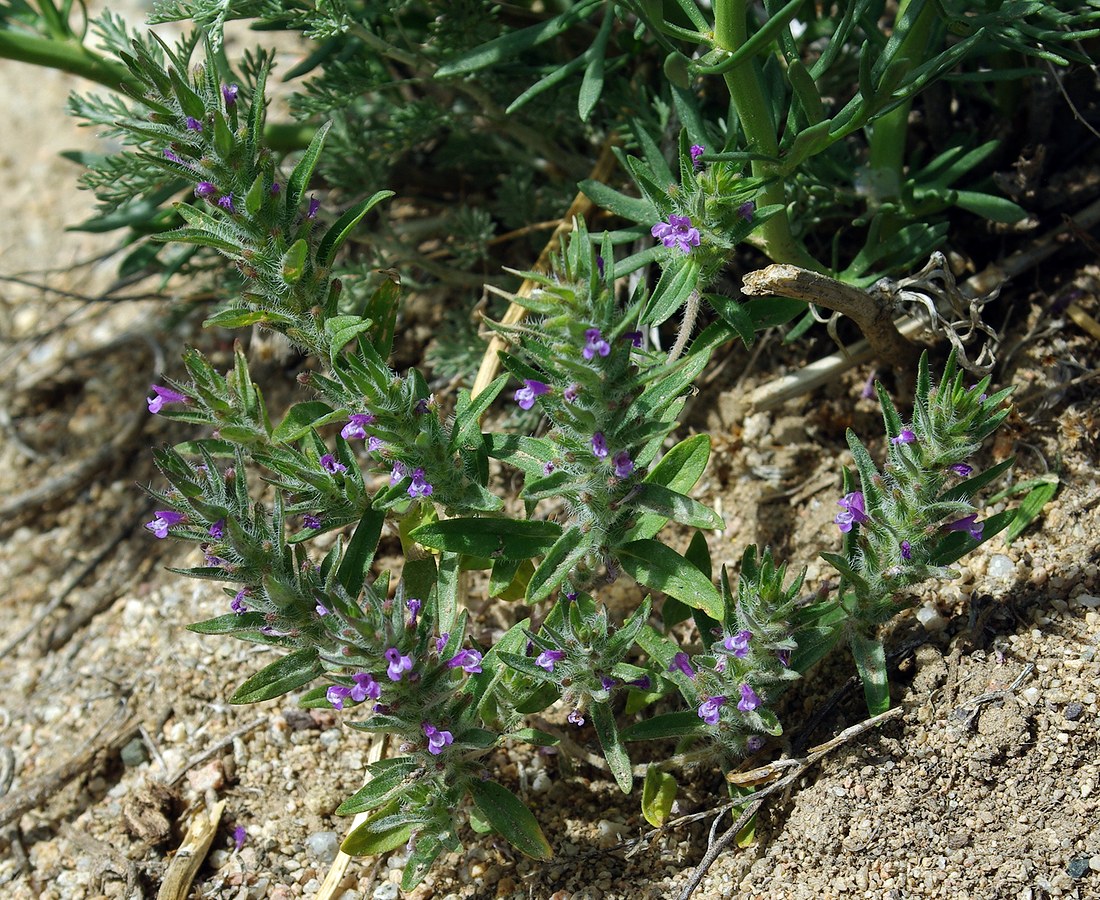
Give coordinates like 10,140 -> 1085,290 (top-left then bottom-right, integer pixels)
901,540 -> 912,560
315,600 -> 329,616
307,196 -> 320,219
385,648 -> 413,681
596,255 -> 605,278
599,675 -> 617,691
612,451 -> 634,478
435,632 -> 450,653
208,519 -> 225,539
514,380 -> 550,410
835,491 -> 870,533
669,651 -> 696,680
624,331 -> 643,348
390,462 -> 408,486
194,181 -> 217,199
340,413 -> 375,440
185,116 -> 203,132
406,598 -> 421,628
582,328 -> 611,360
163,148 -> 183,164
950,463 -> 973,477
367,436 -> 384,453
447,649 -> 483,674
698,695 -> 726,726
723,629 -> 752,658
591,432 -> 609,459
326,673 -> 382,710
690,144 -> 705,168
147,384 -> 188,414
145,510 -> 186,539
536,650 -> 565,672
320,453 -> 346,475
217,193 -> 236,214
738,201 -> 755,222
945,514 -> 983,542
737,683 -> 762,712
567,709 -> 585,727
408,468 -> 433,499
231,589 -> 249,614
651,214 -> 701,255
233,825 -> 247,851
563,383 -> 580,403
891,428 -> 916,445
746,735 -> 766,753
222,83 -> 239,108
423,722 -> 453,755
303,514 -> 322,530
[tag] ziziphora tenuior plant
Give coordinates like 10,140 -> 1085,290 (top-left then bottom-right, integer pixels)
8,4 -> 1042,890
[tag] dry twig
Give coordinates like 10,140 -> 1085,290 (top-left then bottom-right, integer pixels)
156,799 -> 226,900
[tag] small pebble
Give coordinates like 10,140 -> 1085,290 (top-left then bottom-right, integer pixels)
372,883 -> 399,900
916,605 -> 947,632
305,830 -> 340,863
1064,702 -> 1084,721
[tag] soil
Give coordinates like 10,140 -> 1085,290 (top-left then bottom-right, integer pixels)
2,15 -> 1100,900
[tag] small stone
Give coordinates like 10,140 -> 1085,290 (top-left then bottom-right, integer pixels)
1066,857 -> 1090,878
1064,702 -> 1084,721
916,605 -> 947,632
187,759 -> 226,793
1091,856 -> 1100,873
987,554 -> 1015,581
306,830 -> 340,863
372,883 -> 399,900
121,737 -> 148,768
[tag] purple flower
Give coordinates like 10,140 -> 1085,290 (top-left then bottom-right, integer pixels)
651,214 -> 701,255
746,735 -> 766,753
950,463 -> 973,477
233,825 -> 247,851
320,453 -> 347,475
536,650 -> 565,672
163,148 -> 183,164
204,552 -> 227,568
315,600 -> 329,616
435,632 -> 450,653
626,675 -> 652,690
230,589 -> 249,614
596,255 -> 605,278
351,672 -> 381,702
612,451 -> 634,478
690,144 -> 705,168
408,468 -> 433,499
669,651 -> 696,680
599,675 -> 617,691
514,379 -> 550,410
194,181 -> 217,199
591,432 -> 609,459
624,331 -> 643,348
208,518 -> 225,539
222,83 -> 239,108
698,695 -> 726,725
415,395 -> 434,414
326,684 -> 352,709
723,629 -> 752,658
385,647 -> 413,681
217,193 -> 237,214
147,384 -> 188,414
900,540 -> 912,560
367,436 -> 384,453
303,514 -> 322,530
777,649 -> 791,668
567,709 -> 585,727
270,182 -> 281,195
835,491 -> 870,533
543,461 -> 555,476
945,514 -> 983,542
423,722 -> 453,755
563,383 -> 580,403
738,201 -> 755,222
891,428 -> 916,445
406,598 -> 421,627
145,509 -> 187,539
390,461 -> 408,486
340,413 -> 375,440
583,328 -> 611,360
737,683 -> 762,712
185,116 -> 203,132
447,649 -> 483,674
307,196 -> 320,219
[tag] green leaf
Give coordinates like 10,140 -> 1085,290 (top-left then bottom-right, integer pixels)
341,800 -> 414,856
325,315 -> 375,360
579,179 -> 656,223
435,0 -> 601,77
411,518 -> 562,559
624,434 -> 712,541
336,507 -> 385,598
317,190 -> 395,269
449,378 -> 507,452
953,190 -> 1027,223
286,120 -> 332,217
642,258 -> 700,327
527,527 -> 589,602
336,758 -> 420,815
577,7 -> 612,121
849,628 -> 890,715
229,648 -> 323,704
618,540 -> 723,620
271,401 -> 340,443
202,307 -> 296,330
621,711 -> 705,741
641,767 -> 678,827
281,238 -> 308,284
590,701 -> 633,793
186,612 -> 266,635
631,483 -> 724,530
467,779 -> 553,861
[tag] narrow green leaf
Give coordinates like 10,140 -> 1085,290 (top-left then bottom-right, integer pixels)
336,758 -> 420,814
641,767 -> 678,827
527,527 -> 589,602
286,120 -> 332,217
849,629 -> 890,715
336,507 -> 385,598
618,540 -> 723,620
412,518 -> 562,559
579,179 -> 656,223
229,648 -> 323,704
631,483 -> 724,530
341,800 -> 414,856
642,258 -> 700,327
467,780 -> 553,860
271,401 -> 339,443
316,190 -> 395,269
591,702 -> 633,793
621,711 -> 705,742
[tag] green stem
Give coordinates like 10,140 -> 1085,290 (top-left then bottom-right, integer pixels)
865,0 -> 938,238
711,0 -> 822,272
0,29 -> 132,92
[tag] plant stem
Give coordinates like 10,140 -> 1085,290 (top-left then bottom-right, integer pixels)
0,29 -> 132,92
711,0 -> 823,272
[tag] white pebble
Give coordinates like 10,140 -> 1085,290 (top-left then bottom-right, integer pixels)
372,883 -> 399,900
916,605 -> 947,632
986,554 -> 1015,581
305,830 -> 340,863
531,771 -> 553,793
1021,687 -> 1041,706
